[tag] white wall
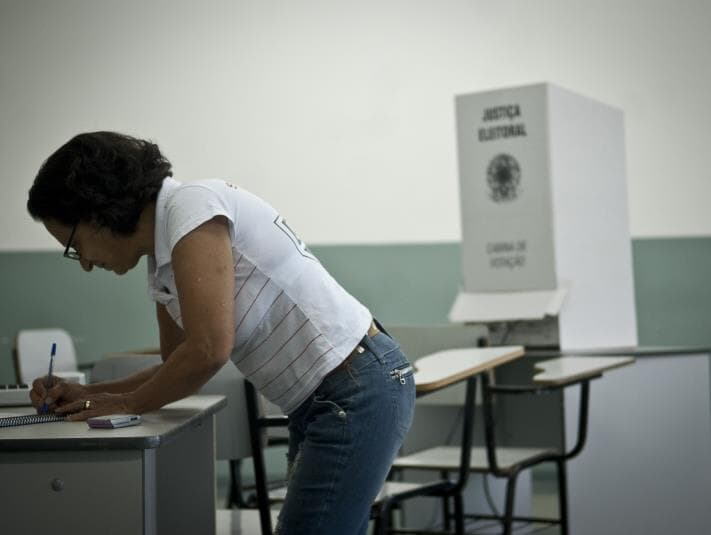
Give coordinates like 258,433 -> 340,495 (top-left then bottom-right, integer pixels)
2,0 -> 710,251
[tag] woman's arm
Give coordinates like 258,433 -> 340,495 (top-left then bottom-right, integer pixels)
157,301 -> 186,360
31,303 -> 180,410
57,216 -> 235,419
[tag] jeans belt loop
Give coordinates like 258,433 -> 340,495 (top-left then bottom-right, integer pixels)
366,320 -> 380,339
332,321 -> 380,376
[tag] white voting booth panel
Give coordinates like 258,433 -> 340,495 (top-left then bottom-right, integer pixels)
450,83 -> 637,351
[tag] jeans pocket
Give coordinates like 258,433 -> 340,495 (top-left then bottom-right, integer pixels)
389,362 -> 415,385
387,362 -> 416,436
312,395 -> 349,420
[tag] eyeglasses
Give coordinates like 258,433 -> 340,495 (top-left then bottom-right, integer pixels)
63,222 -> 81,261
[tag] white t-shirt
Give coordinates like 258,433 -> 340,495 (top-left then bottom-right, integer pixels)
147,178 -> 372,414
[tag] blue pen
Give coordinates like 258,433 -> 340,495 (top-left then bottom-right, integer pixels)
40,343 -> 57,414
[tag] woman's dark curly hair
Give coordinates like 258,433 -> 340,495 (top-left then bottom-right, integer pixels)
27,131 -> 172,235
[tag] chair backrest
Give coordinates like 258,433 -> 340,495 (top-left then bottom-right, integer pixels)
15,328 -> 78,384
91,354 -> 252,461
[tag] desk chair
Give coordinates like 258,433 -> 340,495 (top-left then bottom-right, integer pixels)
392,355 -> 634,535
377,346 -> 524,535
14,328 -> 88,384
245,345 -> 526,535
244,380 -> 448,535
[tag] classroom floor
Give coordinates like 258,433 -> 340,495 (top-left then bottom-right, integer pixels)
528,467 -> 561,535
450,466 -> 561,535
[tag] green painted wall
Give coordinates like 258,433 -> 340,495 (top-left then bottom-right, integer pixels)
1,238 -> 710,384
632,238 -> 711,347
0,254 -> 157,383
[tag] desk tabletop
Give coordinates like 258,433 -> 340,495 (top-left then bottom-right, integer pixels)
533,356 -> 635,385
0,395 -> 226,451
415,345 -> 525,394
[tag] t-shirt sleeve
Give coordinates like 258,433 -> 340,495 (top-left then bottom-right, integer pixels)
163,183 -> 235,255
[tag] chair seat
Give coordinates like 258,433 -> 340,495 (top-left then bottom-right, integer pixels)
268,480 -> 435,505
392,445 -> 556,472
267,485 -> 288,502
216,508 -> 280,535
375,481 -> 433,503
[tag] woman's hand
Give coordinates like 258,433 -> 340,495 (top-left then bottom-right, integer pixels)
55,392 -> 135,421
30,375 -> 87,414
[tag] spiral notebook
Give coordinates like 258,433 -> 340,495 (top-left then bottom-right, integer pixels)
0,413 -> 66,428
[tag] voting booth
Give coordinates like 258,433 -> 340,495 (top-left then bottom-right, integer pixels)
449,83 -> 637,350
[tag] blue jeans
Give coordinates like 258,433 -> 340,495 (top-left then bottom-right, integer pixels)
275,329 -> 416,535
